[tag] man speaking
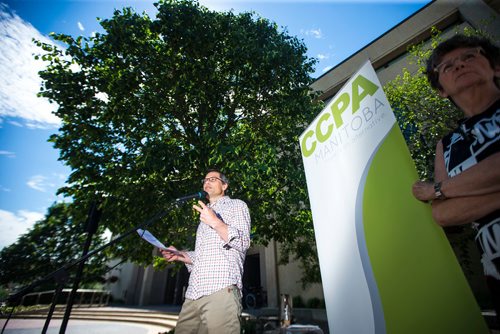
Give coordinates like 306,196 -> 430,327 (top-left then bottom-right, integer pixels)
161,169 -> 251,333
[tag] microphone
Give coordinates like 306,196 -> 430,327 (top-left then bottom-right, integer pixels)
175,191 -> 208,203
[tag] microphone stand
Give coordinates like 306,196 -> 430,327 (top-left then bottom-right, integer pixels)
43,269 -> 69,334
2,197 -> 197,334
59,202 -> 101,334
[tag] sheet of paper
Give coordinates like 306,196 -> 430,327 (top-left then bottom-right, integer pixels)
136,229 -> 180,255
137,228 -> 167,249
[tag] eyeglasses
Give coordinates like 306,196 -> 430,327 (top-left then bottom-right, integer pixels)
201,177 -> 225,184
434,47 -> 484,75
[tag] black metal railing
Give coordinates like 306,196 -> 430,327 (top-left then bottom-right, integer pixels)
19,289 -> 110,308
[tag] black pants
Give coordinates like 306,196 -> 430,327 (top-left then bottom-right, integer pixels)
486,275 -> 500,328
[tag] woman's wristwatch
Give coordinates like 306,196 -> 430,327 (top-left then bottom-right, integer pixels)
433,181 -> 446,200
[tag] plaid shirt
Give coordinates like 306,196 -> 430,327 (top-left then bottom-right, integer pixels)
184,196 -> 251,300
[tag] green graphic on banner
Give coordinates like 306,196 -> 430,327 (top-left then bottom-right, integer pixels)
362,125 -> 488,334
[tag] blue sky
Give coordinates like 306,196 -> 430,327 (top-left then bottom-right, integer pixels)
0,0 -> 430,249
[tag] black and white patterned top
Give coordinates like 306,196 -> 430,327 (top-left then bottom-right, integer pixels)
441,99 -> 500,279
184,196 -> 251,300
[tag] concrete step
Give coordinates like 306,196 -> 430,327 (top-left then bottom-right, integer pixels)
9,307 -> 178,331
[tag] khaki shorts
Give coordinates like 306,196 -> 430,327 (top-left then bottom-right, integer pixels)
175,286 -> 242,334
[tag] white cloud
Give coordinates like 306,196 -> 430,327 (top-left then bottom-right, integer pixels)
77,21 -> 85,31
27,174 -> 55,192
317,53 -> 329,60
322,65 -> 333,73
0,209 -> 44,249
0,150 -> 15,158
0,4 -> 61,128
6,119 -> 23,127
27,173 -> 68,199
303,28 -> 323,39
95,91 -> 109,103
103,228 -> 112,242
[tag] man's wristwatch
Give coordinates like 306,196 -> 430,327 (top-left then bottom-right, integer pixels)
433,181 -> 446,200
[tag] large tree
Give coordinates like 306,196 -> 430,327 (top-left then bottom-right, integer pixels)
35,0 -> 322,281
0,202 -> 109,290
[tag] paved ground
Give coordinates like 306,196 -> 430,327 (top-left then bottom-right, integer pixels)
2,306 -> 498,334
0,318 -> 169,334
